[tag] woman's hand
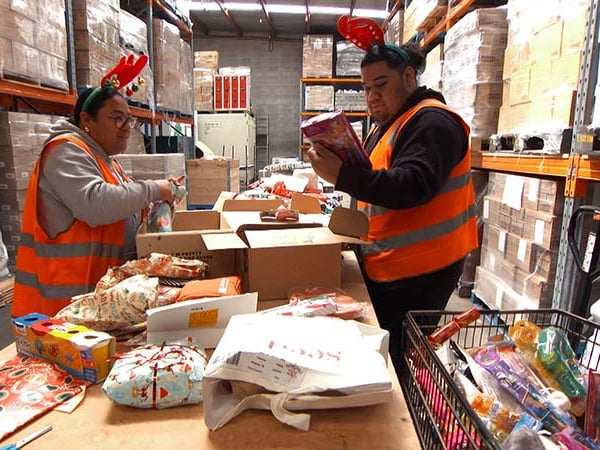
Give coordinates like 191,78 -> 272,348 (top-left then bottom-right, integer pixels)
156,179 -> 176,202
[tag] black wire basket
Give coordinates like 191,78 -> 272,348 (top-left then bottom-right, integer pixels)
399,308 -> 600,449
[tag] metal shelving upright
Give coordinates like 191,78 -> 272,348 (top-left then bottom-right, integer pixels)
121,0 -> 195,154
256,116 -> 270,170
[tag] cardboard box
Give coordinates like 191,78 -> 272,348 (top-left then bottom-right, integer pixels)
146,292 -> 258,348
137,196 -> 368,301
12,313 -> 115,383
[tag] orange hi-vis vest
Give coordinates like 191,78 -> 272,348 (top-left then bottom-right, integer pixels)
358,99 -> 478,282
12,135 -> 129,317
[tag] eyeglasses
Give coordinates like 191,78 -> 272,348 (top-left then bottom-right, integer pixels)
109,115 -> 138,129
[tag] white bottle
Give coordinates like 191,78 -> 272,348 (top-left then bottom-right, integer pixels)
582,299 -> 600,368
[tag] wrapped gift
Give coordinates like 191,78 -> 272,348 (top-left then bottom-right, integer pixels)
102,337 -> 207,408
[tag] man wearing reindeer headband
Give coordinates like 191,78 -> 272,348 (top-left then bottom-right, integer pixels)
307,17 -> 478,375
12,55 -> 182,317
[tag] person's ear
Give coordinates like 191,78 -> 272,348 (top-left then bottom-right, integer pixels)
403,66 -> 417,90
80,111 -> 92,132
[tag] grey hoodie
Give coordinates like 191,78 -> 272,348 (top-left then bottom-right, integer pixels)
37,119 -> 161,260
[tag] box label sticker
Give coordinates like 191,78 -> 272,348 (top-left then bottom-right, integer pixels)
502,175 -> 524,210
498,230 -> 506,252
517,239 -> 527,263
528,178 -> 540,203
188,309 -> 219,327
483,199 -> 489,219
534,219 -> 545,244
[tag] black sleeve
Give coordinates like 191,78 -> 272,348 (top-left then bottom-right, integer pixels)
335,108 -> 468,210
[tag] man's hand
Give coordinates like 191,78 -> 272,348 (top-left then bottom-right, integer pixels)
306,143 -> 343,185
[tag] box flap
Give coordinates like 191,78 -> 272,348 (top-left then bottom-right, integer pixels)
201,232 -> 248,250
328,207 -> 369,239
222,198 -> 284,211
222,211 -> 326,232
244,227 -> 361,248
290,193 -> 322,214
172,210 -> 221,231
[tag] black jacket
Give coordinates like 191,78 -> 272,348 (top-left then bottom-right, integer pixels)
336,86 -> 468,209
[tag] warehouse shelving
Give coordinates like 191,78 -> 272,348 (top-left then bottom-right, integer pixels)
121,0 -> 195,153
0,0 -> 193,152
299,77 -> 370,155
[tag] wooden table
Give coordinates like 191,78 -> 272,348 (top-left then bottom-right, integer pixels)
0,252 -> 420,449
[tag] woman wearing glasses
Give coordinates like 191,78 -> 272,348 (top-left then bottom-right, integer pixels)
12,87 -> 179,317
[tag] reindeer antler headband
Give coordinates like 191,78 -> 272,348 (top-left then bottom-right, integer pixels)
337,16 -> 410,65
81,54 -> 148,112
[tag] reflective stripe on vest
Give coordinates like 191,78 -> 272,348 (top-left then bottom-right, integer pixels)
358,99 -> 478,282
12,135 -> 126,317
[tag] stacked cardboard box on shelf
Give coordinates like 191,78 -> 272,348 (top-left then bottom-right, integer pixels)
302,35 -> 333,78
193,51 -> 218,112
403,0 -> 447,41
0,112 -> 58,271
474,172 -> 565,310
0,0 -> 68,90
334,90 -> 367,112
73,0 -> 121,87
385,10 -> 403,46
113,153 -> 187,210
118,9 -> 154,108
420,45 -> 443,92
443,8 -> 508,140
113,153 -> 186,181
152,19 -> 193,115
304,85 -> 334,111
335,41 -> 362,77
497,0 -> 587,134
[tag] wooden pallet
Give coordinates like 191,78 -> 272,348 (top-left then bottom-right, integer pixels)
0,276 -> 14,308
416,5 -> 448,33
0,70 -> 69,92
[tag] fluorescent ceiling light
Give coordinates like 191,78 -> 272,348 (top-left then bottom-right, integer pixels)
187,1 -> 388,18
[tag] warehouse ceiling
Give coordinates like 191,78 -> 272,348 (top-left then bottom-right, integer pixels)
187,0 -> 391,40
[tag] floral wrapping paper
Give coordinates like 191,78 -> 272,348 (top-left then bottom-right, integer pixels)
55,275 -> 159,331
0,354 -> 86,440
102,338 -> 207,409
96,253 -> 207,293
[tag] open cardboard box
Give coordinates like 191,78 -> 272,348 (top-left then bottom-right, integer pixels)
136,194 -> 369,300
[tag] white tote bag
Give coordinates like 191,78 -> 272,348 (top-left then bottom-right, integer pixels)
203,314 -> 392,431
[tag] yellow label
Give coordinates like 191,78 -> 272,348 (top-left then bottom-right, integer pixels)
188,309 -> 219,327
576,133 -> 593,144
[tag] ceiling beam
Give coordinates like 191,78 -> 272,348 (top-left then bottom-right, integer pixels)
214,0 -> 244,36
304,0 -> 311,33
258,0 -> 277,38
190,12 -> 210,36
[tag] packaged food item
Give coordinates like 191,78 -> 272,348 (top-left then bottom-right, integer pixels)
585,371 -> 600,440
428,307 -> 481,349
177,276 -> 242,302
301,110 -> 372,168
288,287 -> 369,320
102,337 -> 207,409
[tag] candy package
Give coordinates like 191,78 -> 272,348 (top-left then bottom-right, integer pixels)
301,110 -> 371,168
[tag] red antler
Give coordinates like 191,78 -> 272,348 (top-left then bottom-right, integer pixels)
100,54 -> 148,90
337,16 -> 385,52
